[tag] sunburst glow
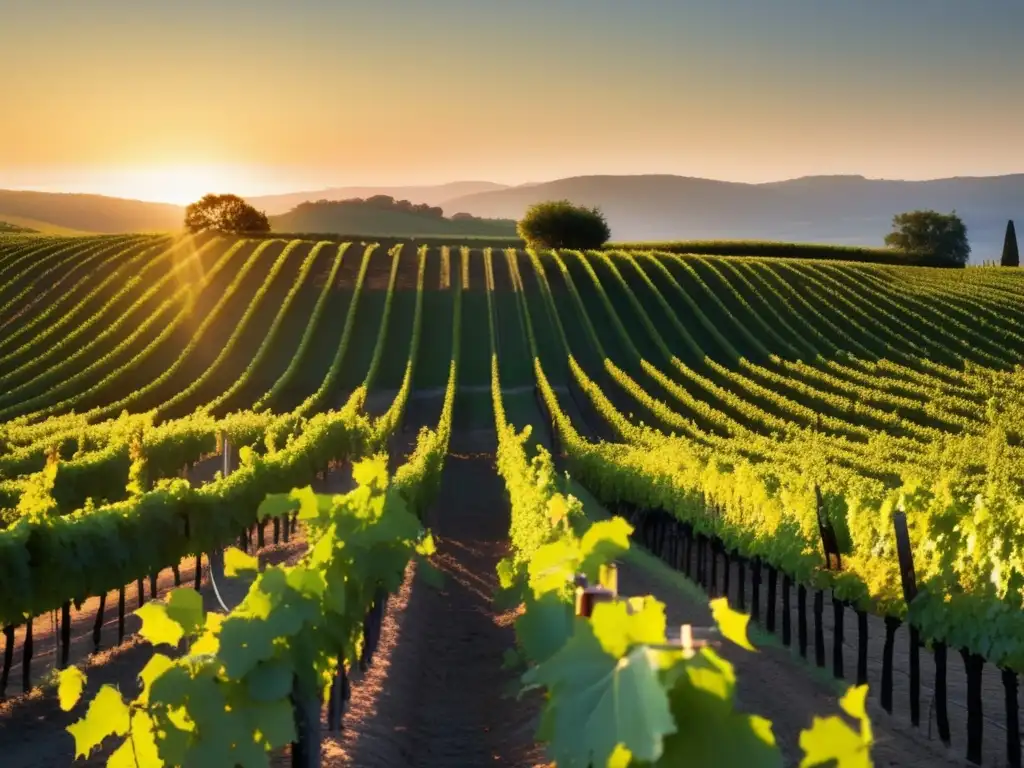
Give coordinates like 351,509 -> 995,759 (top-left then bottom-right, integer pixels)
81,165 -> 268,206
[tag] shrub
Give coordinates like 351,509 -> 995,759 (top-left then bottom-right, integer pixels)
517,200 -> 611,250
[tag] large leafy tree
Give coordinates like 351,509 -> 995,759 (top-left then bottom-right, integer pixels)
184,194 -> 270,234
883,209 -> 969,267
1001,219 -> 1019,267
517,200 -> 611,250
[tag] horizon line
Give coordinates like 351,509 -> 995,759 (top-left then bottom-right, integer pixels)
4,169 -> 1024,207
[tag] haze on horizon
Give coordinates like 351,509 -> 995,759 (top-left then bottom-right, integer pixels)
2,0 -> 1022,206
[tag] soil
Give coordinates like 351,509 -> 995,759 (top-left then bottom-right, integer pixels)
272,427 -> 546,767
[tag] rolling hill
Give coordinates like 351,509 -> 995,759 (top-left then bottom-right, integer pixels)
248,180 -> 509,216
0,190 -> 182,234
442,173 -> 1024,260
2,173 -> 1021,262
268,197 -> 517,237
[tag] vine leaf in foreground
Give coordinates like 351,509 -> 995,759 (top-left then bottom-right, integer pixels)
135,587 -> 203,648
657,648 -> 782,768
710,596 -> 756,652
67,684 -> 131,759
523,600 -> 677,766
799,685 -> 874,768
57,666 -> 87,712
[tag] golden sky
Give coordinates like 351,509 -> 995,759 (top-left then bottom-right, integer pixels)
2,1 -> 1022,204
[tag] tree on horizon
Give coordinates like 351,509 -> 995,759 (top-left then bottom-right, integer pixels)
184,194 -> 270,234
517,200 -> 611,250
884,210 -> 969,267
1001,219 -> 1019,267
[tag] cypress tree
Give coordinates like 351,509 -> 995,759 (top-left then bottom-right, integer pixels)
1002,219 -> 1019,267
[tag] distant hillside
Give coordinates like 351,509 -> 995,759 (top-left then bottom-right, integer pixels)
0,190 -> 181,233
250,181 -> 509,216
0,220 -> 38,233
5,173 -> 1022,260
270,196 -> 518,237
442,173 -> 1024,262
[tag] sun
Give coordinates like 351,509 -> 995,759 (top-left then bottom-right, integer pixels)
100,165 -> 256,206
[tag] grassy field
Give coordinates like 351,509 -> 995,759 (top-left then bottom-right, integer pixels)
0,231 -> 1022,765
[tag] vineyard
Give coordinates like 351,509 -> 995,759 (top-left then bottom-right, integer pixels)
1,231 -> 1023,766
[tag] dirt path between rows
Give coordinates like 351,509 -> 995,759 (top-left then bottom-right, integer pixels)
278,428 -> 544,767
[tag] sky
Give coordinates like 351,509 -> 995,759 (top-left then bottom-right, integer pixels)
1,0 -> 1022,204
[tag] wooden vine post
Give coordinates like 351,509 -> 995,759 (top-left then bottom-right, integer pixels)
891,511 -> 922,728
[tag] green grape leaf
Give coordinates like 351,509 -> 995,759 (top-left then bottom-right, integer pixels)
57,666 -> 87,712
799,714 -> 873,768
590,600 -> 666,659
524,615 -> 676,766
149,666 -> 194,709
224,547 -> 260,578
136,601 -> 185,647
246,659 -> 294,702
66,684 -> 130,759
659,650 -> 781,768
285,565 -> 326,600
838,683 -> 875,750
107,711 -> 161,768
219,616 -> 280,679
839,684 -> 872,736
352,457 -> 388,491
290,486 -> 320,521
191,612 -> 224,656
516,592 -> 575,666
528,539 -> 580,597
138,653 -> 175,705
578,517 -> 632,580
250,697 -> 297,748
167,587 -> 205,636
710,597 -> 756,652
257,492 -> 297,522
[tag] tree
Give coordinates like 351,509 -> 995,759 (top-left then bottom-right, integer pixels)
517,200 -> 611,250
883,209 -> 969,267
184,194 -> 270,234
1001,219 -> 1019,267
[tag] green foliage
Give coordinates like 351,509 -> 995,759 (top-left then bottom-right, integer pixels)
608,239 -> 900,264
518,200 -> 611,250
271,197 -> 517,237
62,457 -> 435,766
0,401 -> 371,625
184,193 -> 270,234
884,209 -> 970,267
492,367 -> 874,765
1002,219 -> 1019,267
